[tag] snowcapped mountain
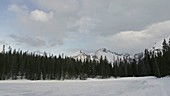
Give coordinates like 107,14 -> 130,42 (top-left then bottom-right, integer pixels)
134,37 -> 170,60
149,36 -> 170,53
71,37 -> 170,63
71,50 -> 91,61
93,48 -> 130,63
71,48 -> 131,64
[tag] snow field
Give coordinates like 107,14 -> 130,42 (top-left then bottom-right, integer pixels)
0,77 -> 169,96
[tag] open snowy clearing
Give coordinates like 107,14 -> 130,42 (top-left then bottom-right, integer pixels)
0,77 -> 169,96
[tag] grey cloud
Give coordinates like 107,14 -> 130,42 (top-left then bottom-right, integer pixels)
11,0 -> 170,36
32,0 -> 81,13
65,0 -> 170,39
7,0 -> 170,53
0,41 -> 8,45
8,4 -> 66,47
9,34 -> 46,47
91,0 -> 170,36
98,20 -> 170,53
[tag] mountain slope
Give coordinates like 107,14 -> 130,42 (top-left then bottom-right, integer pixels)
71,50 -> 91,61
93,48 -> 130,63
71,48 -> 131,64
151,36 -> 170,51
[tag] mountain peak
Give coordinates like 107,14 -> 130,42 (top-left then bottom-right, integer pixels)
71,48 -> 131,65
96,48 -> 113,53
71,50 -> 91,61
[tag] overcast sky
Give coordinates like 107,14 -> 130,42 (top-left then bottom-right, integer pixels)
0,0 -> 170,55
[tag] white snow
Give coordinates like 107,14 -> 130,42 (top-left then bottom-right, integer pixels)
71,48 -> 130,64
71,50 -> 90,61
151,36 -> 170,51
94,48 -> 125,63
0,77 -> 169,96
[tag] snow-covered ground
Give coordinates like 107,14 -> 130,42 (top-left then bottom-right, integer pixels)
0,77 -> 169,96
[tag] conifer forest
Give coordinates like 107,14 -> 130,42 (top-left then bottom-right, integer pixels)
0,39 -> 170,80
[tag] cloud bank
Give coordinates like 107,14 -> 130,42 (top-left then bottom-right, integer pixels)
4,0 -> 170,54
99,20 -> 170,53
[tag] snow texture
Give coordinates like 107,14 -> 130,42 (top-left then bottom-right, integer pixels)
0,77 -> 169,96
71,48 -> 130,64
151,36 -> 170,51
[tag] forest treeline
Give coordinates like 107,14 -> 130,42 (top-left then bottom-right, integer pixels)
0,39 -> 170,80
